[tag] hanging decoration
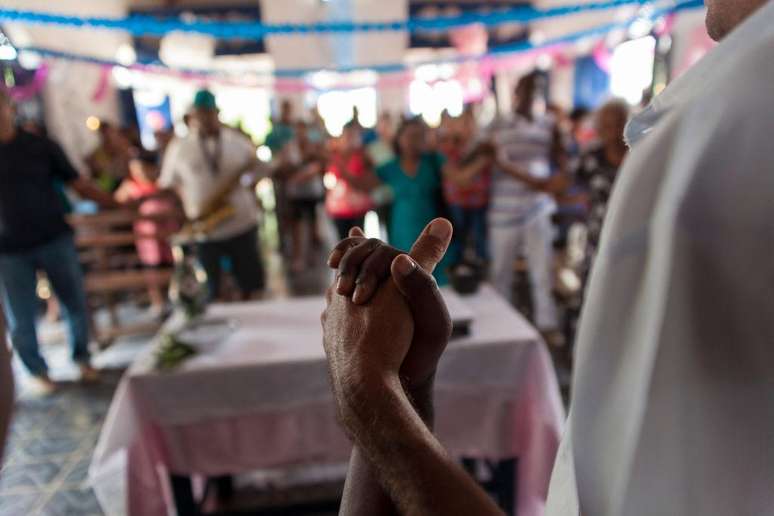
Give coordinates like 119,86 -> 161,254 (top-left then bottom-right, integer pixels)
0,0 -> 679,39
5,0 -> 701,95
5,63 -> 48,102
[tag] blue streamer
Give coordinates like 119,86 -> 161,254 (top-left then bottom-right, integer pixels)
14,0 -> 702,84
2,0 -> 679,39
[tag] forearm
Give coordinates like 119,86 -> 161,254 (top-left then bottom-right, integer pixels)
340,380 -> 435,516
70,178 -> 121,209
344,375 -> 502,516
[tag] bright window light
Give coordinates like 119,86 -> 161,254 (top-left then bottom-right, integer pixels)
0,44 -> 17,61
610,36 -> 656,105
409,78 -> 464,127
317,87 -> 377,136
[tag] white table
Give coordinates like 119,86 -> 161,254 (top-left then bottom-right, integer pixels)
90,285 -> 564,516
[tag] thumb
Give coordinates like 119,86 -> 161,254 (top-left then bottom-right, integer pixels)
408,218 -> 453,273
390,255 -> 452,342
348,226 -> 365,238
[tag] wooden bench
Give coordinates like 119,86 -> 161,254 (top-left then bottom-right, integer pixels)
68,210 -> 175,347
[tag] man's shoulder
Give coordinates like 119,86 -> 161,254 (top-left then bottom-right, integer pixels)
685,43 -> 774,134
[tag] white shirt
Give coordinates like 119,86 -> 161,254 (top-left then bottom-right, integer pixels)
546,3 -> 774,515
160,127 -> 259,242
489,114 -> 557,226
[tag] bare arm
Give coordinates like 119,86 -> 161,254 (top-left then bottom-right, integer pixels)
335,153 -> 381,193
342,372 -> 503,516
327,221 -> 502,516
495,159 -> 570,195
69,177 -> 122,209
443,156 -> 491,187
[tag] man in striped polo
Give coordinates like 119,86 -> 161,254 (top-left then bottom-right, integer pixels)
488,72 -> 570,345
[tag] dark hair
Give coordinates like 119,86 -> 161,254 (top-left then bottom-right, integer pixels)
570,107 -> 590,122
130,147 -> 159,166
392,116 -> 424,157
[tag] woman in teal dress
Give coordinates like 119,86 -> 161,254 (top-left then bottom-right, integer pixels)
376,118 -> 455,285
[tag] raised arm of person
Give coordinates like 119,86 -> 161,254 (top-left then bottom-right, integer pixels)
335,152 -> 381,193
323,220 -> 505,516
48,141 -> 122,209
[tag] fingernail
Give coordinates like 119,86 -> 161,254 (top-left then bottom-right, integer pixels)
337,274 -> 354,294
327,249 -> 343,267
429,220 -> 451,240
394,255 -> 416,276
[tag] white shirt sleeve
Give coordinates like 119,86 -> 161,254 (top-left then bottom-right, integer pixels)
158,139 -> 181,189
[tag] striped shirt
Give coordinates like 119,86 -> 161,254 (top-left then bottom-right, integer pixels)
488,114 -> 557,226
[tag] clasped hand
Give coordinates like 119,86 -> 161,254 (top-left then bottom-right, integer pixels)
321,219 -> 453,433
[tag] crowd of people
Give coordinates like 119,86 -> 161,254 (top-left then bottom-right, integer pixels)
264,72 -> 630,347
0,65 -> 631,392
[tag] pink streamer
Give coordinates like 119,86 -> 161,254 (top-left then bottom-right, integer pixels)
91,65 -> 112,103
592,41 -> 612,73
7,64 -> 48,102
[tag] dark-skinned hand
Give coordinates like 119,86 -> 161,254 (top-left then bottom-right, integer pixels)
326,219 -> 453,413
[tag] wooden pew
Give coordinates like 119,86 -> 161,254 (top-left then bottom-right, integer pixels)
67,210 -> 175,347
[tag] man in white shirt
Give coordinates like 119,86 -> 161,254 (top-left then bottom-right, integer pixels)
319,0 -> 774,514
489,73 -> 569,344
159,90 -> 265,301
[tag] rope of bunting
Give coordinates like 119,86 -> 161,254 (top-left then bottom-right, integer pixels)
2,0 -> 672,38
11,0 -> 702,92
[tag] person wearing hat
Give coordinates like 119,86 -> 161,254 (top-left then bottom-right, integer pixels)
159,89 -> 266,301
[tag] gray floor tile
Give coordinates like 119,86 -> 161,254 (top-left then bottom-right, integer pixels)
17,436 -> 82,461
0,493 -> 42,516
39,487 -> 104,516
0,460 -> 64,493
61,458 -> 90,487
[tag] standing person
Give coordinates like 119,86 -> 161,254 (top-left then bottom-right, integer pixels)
285,121 -> 326,273
367,112 -> 397,240
115,149 -> 181,313
376,118 -> 486,285
320,0 -> 774,514
85,121 -> 131,193
575,100 -> 630,255
159,89 -> 265,301
325,122 -> 377,240
488,72 -> 569,344
0,90 -> 118,393
265,99 -> 296,257
441,107 -> 494,265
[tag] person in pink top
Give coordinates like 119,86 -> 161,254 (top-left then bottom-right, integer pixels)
115,149 -> 180,312
325,123 -> 379,240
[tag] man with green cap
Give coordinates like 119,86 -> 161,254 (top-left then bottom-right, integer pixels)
159,89 -> 266,300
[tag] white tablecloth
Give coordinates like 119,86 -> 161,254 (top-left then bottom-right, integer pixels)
90,285 -> 564,516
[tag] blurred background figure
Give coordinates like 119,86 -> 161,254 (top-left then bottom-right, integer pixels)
284,121 -> 326,273
575,99 -> 630,256
488,72 -> 569,347
115,149 -> 181,314
0,90 -> 117,393
158,89 -> 265,301
375,117 -> 476,285
325,122 -> 377,240
85,121 -> 132,193
440,105 -> 494,266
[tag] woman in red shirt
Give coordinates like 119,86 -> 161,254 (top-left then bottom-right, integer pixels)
325,123 -> 379,240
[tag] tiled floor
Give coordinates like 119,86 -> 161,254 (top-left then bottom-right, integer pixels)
0,373 -> 119,515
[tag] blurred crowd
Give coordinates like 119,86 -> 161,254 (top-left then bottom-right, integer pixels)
0,69 -> 632,387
